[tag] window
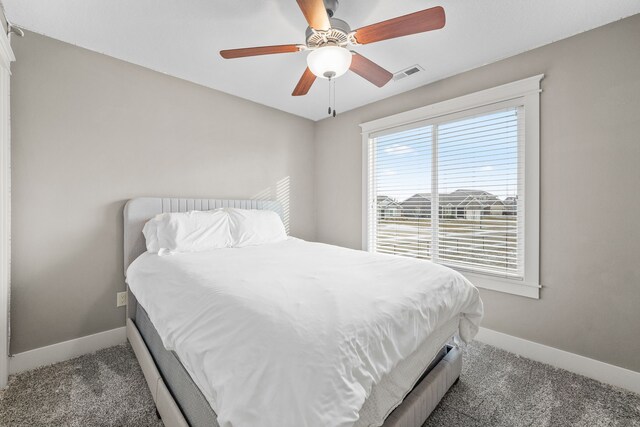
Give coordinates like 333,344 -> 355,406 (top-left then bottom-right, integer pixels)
361,76 -> 542,298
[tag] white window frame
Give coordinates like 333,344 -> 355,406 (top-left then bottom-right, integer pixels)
0,24 -> 15,388
360,75 -> 543,299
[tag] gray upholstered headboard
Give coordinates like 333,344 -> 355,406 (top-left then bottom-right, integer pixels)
123,198 -> 283,276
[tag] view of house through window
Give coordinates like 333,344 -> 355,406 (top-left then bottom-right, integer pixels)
368,107 -> 524,279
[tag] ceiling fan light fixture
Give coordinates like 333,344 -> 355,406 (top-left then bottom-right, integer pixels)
307,46 -> 352,79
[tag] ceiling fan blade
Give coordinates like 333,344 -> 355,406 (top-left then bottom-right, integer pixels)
220,44 -> 301,59
292,67 -> 317,96
296,0 -> 331,31
350,53 -> 393,87
353,6 -> 445,45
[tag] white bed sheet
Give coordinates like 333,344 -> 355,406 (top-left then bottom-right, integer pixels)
127,238 -> 483,427
355,315 -> 460,427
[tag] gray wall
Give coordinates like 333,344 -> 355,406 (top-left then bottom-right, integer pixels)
10,32 -> 316,353
315,14 -> 640,372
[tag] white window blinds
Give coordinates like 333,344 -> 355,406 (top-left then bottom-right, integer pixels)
368,106 -> 525,279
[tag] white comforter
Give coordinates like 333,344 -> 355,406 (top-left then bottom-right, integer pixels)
127,238 -> 483,427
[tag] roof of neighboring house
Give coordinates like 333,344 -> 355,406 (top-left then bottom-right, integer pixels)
400,189 -> 517,208
450,189 -> 500,201
382,201 -> 402,208
400,193 -> 431,208
402,193 -> 431,201
402,190 -> 508,209
377,196 -> 402,208
458,196 -> 483,209
445,190 -> 505,208
504,196 -> 518,205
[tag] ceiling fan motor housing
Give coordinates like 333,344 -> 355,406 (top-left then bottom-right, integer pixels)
305,18 -> 351,48
324,0 -> 339,17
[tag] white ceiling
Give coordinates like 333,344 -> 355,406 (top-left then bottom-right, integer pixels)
3,0 -> 639,121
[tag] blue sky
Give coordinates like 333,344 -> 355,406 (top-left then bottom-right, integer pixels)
374,109 -> 520,202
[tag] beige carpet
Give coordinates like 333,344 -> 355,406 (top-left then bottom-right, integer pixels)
425,342 -> 640,426
0,344 -> 162,426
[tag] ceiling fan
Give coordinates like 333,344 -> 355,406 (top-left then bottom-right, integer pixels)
219,0 -> 446,97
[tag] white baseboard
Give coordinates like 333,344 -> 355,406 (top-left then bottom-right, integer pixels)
475,327 -> 640,394
9,327 -> 127,375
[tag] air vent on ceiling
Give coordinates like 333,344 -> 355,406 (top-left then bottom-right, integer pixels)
393,65 -> 424,81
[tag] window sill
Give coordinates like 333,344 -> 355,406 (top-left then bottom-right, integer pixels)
456,270 -> 540,299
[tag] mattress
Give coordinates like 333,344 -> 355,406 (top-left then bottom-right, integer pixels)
136,303 -> 217,427
127,239 -> 482,426
135,302 -> 460,427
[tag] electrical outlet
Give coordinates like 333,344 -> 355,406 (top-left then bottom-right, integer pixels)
116,291 -> 128,307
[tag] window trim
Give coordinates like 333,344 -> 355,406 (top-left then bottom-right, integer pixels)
360,75 -> 543,299
0,26 -> 15,387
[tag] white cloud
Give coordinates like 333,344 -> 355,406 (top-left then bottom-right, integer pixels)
479,165 -> 494,172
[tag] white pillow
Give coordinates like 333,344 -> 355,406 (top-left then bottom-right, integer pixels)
227,208 -> 287,247
142,215 -> 161,253
144,209 -> 232,255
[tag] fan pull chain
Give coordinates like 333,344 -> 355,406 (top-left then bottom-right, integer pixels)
328,78 -> 337,118
332,78 -> 337,117
328,77 -> 332,115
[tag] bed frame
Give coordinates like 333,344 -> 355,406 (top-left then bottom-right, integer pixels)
123,197 -> 462,427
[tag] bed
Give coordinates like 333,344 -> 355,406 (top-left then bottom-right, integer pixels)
123,197 -> 483,427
